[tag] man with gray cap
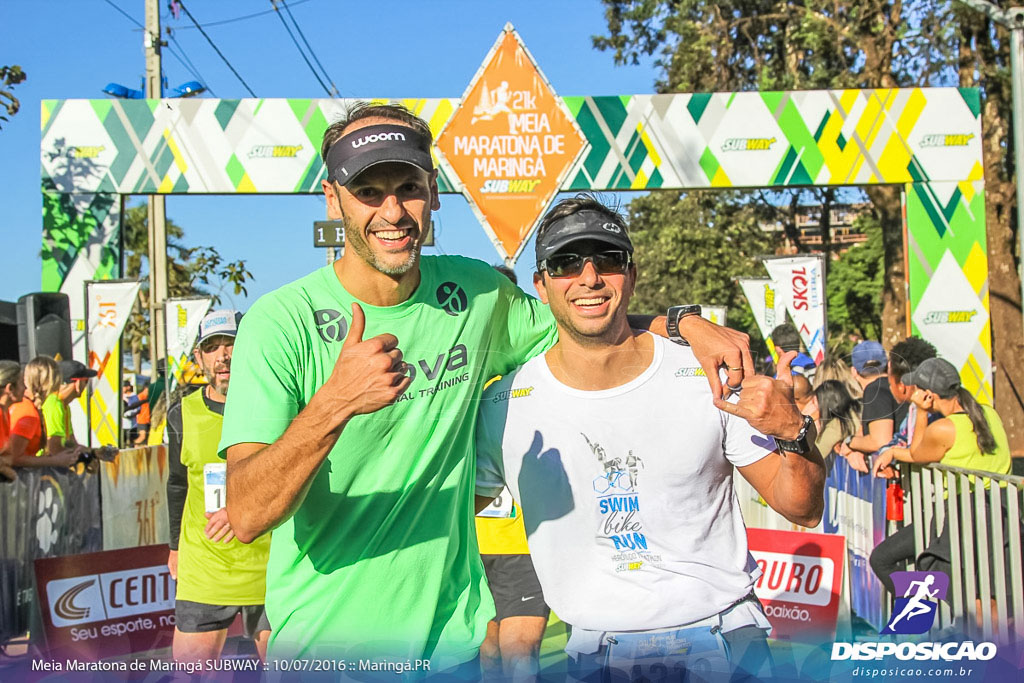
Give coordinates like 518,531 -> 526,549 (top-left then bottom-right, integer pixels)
166,309 -> 271,664
218,102 -> 754,668
475,196 -> 826,680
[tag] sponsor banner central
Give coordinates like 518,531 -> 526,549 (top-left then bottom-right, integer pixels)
35,545 -> 176,658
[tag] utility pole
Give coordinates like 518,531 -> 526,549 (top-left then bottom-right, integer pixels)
957,0 -> 1024,334
145,0 -> 168,370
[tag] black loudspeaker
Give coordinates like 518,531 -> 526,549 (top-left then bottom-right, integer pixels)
0,300 -> 16,362
16,292 -> 72,362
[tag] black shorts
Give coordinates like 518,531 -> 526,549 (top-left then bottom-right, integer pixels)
481,554 -> 549,622
175,600 -> 270,640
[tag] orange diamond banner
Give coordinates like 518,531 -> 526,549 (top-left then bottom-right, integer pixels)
436,25 -> 587,264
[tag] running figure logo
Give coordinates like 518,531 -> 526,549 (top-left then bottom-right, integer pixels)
881,571 -> 950,634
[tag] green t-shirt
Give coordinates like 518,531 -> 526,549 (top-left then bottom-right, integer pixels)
41,393 -> 71,445
219,256 -> 556,665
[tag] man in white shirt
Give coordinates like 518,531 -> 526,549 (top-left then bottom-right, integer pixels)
474,196 -> 826,680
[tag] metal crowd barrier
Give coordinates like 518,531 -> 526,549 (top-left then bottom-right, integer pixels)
902,462 -> 1024,644
0,446 -> 169,645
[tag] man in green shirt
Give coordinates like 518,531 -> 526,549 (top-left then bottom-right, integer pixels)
220,103 -> 753,670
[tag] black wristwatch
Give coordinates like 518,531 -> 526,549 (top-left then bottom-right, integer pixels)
666,305 -> 702,346
774,415 -> 815,455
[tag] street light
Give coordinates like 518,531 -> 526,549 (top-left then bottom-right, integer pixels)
101,80 -> 206,99
101,82 -> 145,99
172,81 -> 206,98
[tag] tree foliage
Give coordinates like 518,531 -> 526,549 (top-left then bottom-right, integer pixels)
593,0 -> 929,347
825,215 -> 884,348
1,65 -> 26,129
593,1 -> 954,92
594,0 -> 1024,447
122,203 -> 253,372
626,190 -> 780,343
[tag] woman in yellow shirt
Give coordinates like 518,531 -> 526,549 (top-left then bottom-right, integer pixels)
876,357 -> 1010,472
870,357 -> 1010,595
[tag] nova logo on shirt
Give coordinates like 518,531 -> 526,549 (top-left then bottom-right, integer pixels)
436,282 -> 468,316
313,309 -> 349,343
402,344 -> 469,383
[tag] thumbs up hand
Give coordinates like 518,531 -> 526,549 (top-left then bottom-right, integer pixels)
326,303 -> 411,419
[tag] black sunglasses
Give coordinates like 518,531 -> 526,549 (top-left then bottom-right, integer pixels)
539,250 -> 632,278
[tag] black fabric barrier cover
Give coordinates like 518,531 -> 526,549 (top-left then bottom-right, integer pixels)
0,467 -> 100,644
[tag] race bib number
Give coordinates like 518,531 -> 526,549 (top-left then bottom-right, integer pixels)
203,463 -> 226,513
477,487 -> 516,519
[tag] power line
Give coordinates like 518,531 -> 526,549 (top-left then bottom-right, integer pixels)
271,1 -> 332,96
166,37 -> 218,97
166,28 -> 213,91
176,0 -> 257,97
164,42 -> 200,81
280,0 -> 339,96
171,0 -> 313,30
100,0 -> 142,27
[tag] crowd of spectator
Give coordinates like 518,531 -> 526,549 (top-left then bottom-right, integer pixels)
767,322 -> 1015,602
0,354 -> 165,482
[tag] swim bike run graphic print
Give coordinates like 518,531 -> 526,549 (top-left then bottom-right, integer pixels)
312,308 -> 471,402
583,433 -> 662,573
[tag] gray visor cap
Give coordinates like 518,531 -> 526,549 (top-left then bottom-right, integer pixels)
535,210 -> 633,264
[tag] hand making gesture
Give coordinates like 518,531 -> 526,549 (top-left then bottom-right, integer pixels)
713,350 -> 806,442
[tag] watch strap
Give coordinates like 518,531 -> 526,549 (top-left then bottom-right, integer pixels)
775,415 -> 814,455
666,305 -> 702,346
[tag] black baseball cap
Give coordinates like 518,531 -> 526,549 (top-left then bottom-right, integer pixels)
326,124 -> 433,186
535,210 -> 634,265
60,359 -> 97,383
902,357 -> 961,398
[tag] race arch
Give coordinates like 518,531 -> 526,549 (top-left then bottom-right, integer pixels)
40,30 -> 990,441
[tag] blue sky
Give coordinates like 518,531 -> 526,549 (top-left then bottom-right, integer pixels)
0,0 -> 660,310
